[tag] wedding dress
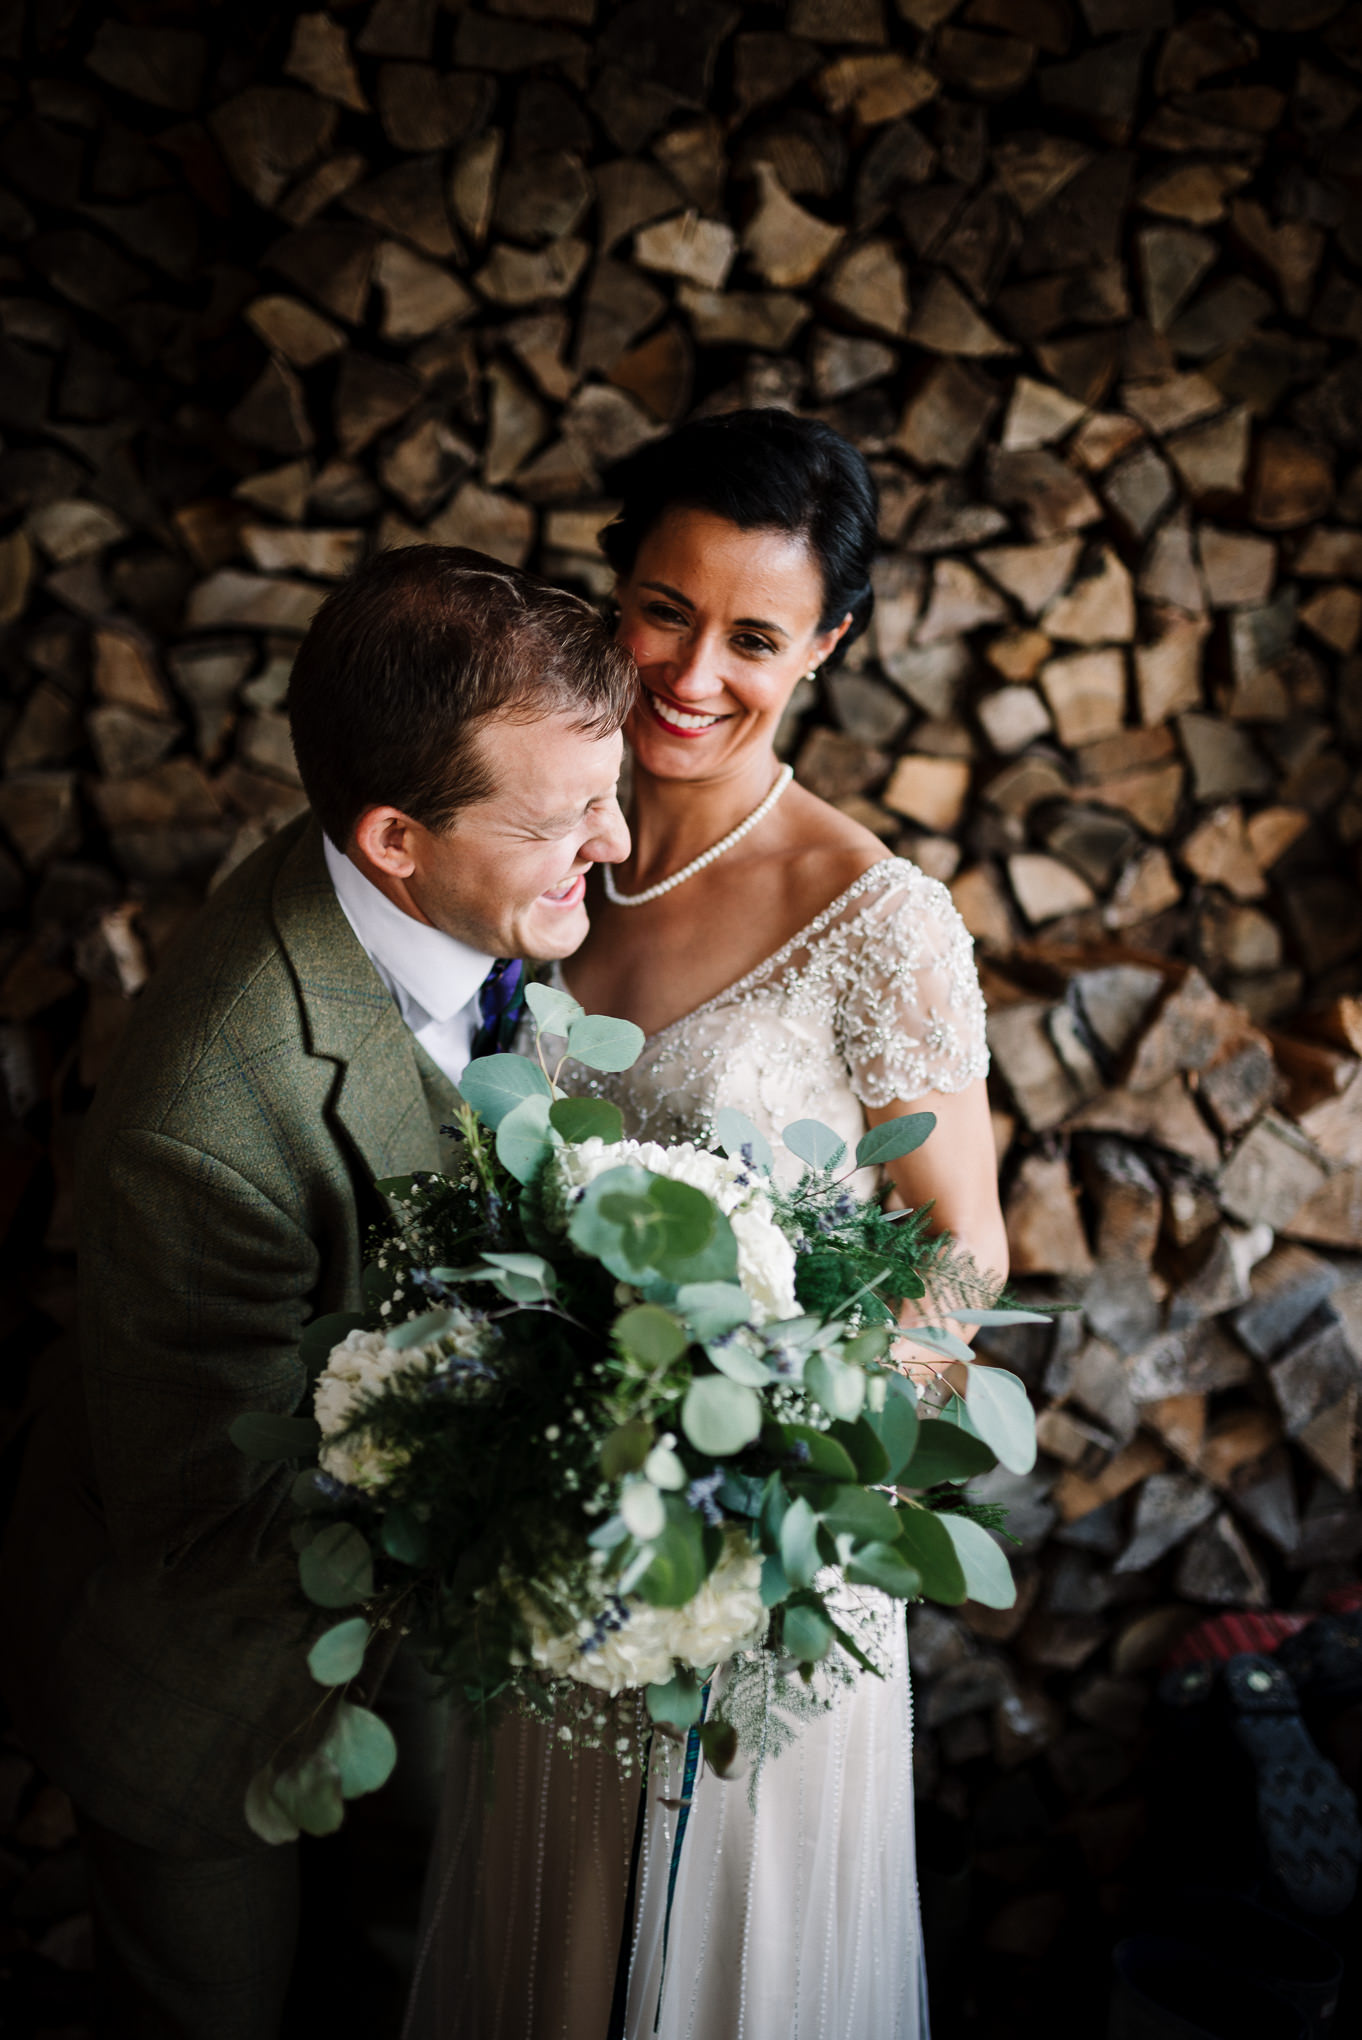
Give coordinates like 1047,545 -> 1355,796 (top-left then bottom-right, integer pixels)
404,858 -> 989,2040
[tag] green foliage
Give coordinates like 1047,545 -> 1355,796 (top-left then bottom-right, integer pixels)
681,1373 -> 762,1455
782,1118 -> 847,1172
899,1419 -> 996,1489
713,1108 -> 773,1174
939,1514 -> 1016,1609
307,1617 -> 370,1686
322,1701 -> 398,1797
854,1113 -> 935,1169
965,1364 -> 1038,1474
524,981 -> 584,1037
458,1054 -> 553,1129
249,994 -> 1045,1844
299,1523 -> 374,1608
495,1094 -> 555,1184
549,1096 -> 624,1145
646,1666 -> 704,1728
564,1013 -> 646,1072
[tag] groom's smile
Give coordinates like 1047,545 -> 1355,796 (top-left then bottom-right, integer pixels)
379,710 -> 630,964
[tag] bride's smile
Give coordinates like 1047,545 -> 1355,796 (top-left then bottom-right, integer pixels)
615,506 -> 847,790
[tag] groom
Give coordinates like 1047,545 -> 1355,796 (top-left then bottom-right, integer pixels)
0,546 -> 633,2036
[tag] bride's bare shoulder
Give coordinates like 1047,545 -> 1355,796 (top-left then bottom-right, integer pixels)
773,782 -> 896,922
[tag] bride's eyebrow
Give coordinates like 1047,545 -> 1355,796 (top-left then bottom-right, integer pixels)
640,580 -> 789,640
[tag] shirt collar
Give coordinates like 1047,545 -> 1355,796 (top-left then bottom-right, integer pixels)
323,834 -> 496,1026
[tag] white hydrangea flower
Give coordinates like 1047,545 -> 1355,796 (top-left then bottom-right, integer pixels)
527,1533 -> 767,1695
312,1313 -> 496,1491
549,1138 -> 799,1322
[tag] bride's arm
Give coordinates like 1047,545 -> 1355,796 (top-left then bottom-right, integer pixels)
863,1079 -> 1009,1387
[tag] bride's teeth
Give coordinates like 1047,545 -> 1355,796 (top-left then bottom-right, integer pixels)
649,690 -> 720,732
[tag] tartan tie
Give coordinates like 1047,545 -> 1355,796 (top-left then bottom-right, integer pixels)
469,956 -> 525,1059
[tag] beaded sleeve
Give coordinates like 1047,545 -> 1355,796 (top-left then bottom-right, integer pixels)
834,864 -> 990,1108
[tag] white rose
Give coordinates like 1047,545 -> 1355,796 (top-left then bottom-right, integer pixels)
312,1313 -> 496,1491
665,1534 -> 766,1667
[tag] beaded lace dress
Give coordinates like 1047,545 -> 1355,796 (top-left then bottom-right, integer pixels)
404,858 -> 990,2040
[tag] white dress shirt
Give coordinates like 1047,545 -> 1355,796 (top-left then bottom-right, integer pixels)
323,835 -> 496,1086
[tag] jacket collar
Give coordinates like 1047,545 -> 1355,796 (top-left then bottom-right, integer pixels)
270,819 -> 459,1181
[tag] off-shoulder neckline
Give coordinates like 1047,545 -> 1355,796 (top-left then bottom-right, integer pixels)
561,854 -> 924,1051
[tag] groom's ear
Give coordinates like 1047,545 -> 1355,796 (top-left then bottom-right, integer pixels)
352,805 -> 422,880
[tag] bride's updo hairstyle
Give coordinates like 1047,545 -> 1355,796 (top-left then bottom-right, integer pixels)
599,409 -> 878,664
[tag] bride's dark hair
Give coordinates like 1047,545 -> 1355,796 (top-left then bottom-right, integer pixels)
599,408 -> 878,664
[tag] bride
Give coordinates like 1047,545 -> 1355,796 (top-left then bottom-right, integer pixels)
405,409 -> 1007,2040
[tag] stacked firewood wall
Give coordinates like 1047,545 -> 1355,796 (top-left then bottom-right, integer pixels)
2,0 -> 1362,2002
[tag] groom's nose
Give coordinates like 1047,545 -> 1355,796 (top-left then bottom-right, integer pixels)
587,801 -> 631,866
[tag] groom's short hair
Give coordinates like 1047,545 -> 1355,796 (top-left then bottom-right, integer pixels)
287,545 -> 635,847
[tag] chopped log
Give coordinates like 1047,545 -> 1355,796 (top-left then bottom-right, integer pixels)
675,286 -> 807,350
741,164 -> 842,289
896,361 -> 999,468
244,295 -> 345,368
822,237 -> 911,338
475,236 -> 591,305
210,89 -> 337,209
633,212 -> 735,290
284,13 -> 368,111
345,158 -> 460,260
1039,648 -> 1126,747
1197,527 -> 1275,608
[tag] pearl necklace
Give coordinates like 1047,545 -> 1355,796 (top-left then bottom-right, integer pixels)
602,765 -> 795,907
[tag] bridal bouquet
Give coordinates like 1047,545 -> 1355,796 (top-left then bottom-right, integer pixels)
236,985 -> 1045,1842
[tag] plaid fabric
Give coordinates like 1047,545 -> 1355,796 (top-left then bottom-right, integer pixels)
0,816 -> 460,1856
1164,1586 -> 1362,1671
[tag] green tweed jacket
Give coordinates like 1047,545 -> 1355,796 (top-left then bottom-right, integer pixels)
0,817 -> 459,1855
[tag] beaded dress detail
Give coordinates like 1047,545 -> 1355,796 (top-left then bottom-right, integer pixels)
404,858 -> 988,2040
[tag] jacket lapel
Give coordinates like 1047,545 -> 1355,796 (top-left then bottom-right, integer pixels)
271,820 -> 446,1182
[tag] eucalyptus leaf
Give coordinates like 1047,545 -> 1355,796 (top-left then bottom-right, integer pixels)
939,1513 -> 1017,1609
633,1500 -> 707,1607
245,1765 -> 301,1844
854,1112 -> 936,1169
819,1486 -> 899,1544
565,1013 -> 646,1073
524,980 -> 585,1037
944,1308 -> 1054,1327
827,1415 -> 891,1485
644,1442 -> 687,1490
780,1423 -> 858,1481
271,1749 -> 345,1836
621,1479 -> 666,1541
964,1365 -> 1038,1475
844,1540 -> 924,1599
898,1418 -> 995,1489
681,1373 -> 762,1457
713,1108 -> 774,1174
908,1323 -> 978,1364
760,1552 -> 790,1605
614,1303 -> 688,1367
457,1053 -> 552,1129
646,1667 -> 703,1728
482,1250 -> 555,1286
894,1508 -> 968,1602
675,1282 -> 752,1341
601,1419 -> 654,1480
387,1306 -> 454,1351
299,1522 -> 374,1609
781,1118 -> 847,1172
323,1700 -> 398,1798
307,1616 -> 370,1686
230,1412 -> 321,1461
706,1336 -> 771,1388
867,1379 -> 920,1483
805,1350 -> 866,1423
300,1310 -> 365,1378
783,1601 -> 833,1662
779,1495 -> 823,1589
698,1719 -> 739,1775
548,1096 -> 624,1145
380,1507 -> 429,1567
496,1093 -> 557,1185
